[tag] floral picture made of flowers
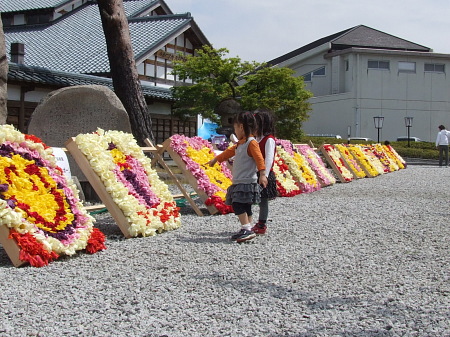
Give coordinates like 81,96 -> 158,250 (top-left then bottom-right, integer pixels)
272,152 -> 302,197
334,144 -> 366,179
319,144 -> 354,183
275,140 -> 321,193
295,144 -> 336,187
0,125 -> 106,267
346,145 -> 380,178
66,130 -> 181,238
370,144 -> 399,172
165,135 -> 233,215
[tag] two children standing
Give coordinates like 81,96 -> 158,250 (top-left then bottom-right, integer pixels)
207,109 -> 277,243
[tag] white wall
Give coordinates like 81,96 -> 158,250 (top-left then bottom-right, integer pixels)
278,45 -> 450,142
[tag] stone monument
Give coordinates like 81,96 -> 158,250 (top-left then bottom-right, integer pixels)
28,85 -> 132,200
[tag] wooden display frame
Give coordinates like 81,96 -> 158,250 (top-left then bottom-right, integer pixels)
319,144 -> 353,183
0,224 -> 24,267
148,138 -> 219,215
65,137 -> 135,238
144,139 -> 204,216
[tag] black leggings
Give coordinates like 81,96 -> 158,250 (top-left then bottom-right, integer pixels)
232,202 -> 252,216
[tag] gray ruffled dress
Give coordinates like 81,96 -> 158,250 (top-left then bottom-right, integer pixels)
225,137 -> 262,205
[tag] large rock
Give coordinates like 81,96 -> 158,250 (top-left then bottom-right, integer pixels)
28,85 -> 132,187
0,20 -> 7,124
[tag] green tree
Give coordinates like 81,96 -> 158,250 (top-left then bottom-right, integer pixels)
171,46 -> 312,140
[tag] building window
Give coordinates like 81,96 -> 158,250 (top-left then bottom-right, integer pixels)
368,60 -> 390,70
425,63 -> 445,73
302,66 -> 325,82
312,66 -> 325,76
345,60 -> 349,71
398,61 -> 416,73
303,73 -> 312,82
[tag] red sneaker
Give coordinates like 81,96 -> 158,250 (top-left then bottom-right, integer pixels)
251,224 -> 267,235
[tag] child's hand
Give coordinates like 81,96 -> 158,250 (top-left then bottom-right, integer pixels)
206,158 -> 217,167
259,174 -> 268,188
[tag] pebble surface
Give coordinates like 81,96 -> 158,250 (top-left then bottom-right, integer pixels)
0,165 -> 449,336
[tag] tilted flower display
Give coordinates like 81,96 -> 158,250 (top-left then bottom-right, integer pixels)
275,142 -> 320,193
321,144 -> 354,182
0,125 -> 105,267
371,144 -> 399,172
334,144 -> 366,178
360,145 -> 387,174
272,153 -> 302,197
295,144 -> 336,186
74,129 -> 180,237
169,134 -> 233,214
346,145 -> 380,177
383,145 -> 406,169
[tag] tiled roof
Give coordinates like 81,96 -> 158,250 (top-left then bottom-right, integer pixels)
0,0 -> 67,12
0,0 -> 158,14
3,1 -> 193,74
268,25 -> 431,66
124,0 -> 159,17
332,25 -> 430,52
7,63 -> 174,101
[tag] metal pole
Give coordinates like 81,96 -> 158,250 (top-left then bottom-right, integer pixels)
407,126 -> 411,147
377,129 -> 380,143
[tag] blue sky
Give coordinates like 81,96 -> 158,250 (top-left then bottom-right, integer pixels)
168,0 -> 450,63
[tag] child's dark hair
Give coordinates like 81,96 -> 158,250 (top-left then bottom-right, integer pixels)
234,111 -> 256,138
254,108 -> 276,137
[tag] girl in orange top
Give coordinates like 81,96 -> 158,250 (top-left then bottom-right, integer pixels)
207,111 -> 267,243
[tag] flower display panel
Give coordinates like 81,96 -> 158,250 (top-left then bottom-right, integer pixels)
371,144 -> 399,172
0,125 -> 105,267
275,145 -> 320,193
334,144 -> 366,179
168,135 -> 233,214
320,144 -> 354,183
73,129 -> 180,237
272,152 -> 302,197
383,145 -> 406,169
295,144 -> 336,186
346,145 -> 380,177
359,146 -> 387,174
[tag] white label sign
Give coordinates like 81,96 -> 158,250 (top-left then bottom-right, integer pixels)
52,147 -> 72,179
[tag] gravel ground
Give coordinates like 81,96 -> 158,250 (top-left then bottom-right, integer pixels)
0,165 -> 449,337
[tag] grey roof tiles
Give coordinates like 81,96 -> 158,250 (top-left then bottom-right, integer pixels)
4,1 -> 192,74
7,62 -> 174,101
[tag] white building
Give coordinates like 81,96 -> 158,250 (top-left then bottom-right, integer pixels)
268,25 -> 450,142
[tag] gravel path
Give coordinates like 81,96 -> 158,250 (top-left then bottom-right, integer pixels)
0,165 -> 449,337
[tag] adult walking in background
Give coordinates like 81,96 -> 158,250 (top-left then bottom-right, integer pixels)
435,125 -> 450,167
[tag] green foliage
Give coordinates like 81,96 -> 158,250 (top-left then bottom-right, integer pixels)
171,46 -> 258,124
391,141 -> 438,159
171,46 -> 313,140
240,67 -> 312,140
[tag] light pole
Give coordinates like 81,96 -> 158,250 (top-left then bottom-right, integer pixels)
373,116 -> 384,143
404,117 -> 413,147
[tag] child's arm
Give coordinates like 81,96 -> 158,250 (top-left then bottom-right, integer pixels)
264,138 -> 276,176
248,140 -> 268,187
206,144 -> 237,166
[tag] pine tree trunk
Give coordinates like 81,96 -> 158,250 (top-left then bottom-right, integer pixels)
97,0 -> 154,145
0,19 -> 8,124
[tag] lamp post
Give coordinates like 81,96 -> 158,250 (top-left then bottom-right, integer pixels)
373,116 -> 384,143
404,117 -> 413,147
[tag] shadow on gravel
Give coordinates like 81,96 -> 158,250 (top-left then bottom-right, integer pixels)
0,249 -> 14,268
175,230 -> 233,244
